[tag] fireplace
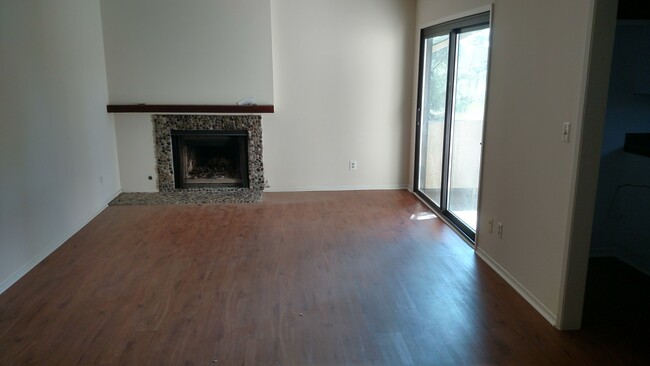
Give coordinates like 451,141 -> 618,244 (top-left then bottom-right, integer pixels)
171,130 -> 248,189
153,114 -> 265,194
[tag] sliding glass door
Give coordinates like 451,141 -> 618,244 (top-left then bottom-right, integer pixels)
415,13 -> 490,242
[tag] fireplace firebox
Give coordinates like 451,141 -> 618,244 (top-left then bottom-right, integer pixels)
171,130 -> 248,189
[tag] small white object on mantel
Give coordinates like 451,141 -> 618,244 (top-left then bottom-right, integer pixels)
236,97 -> 257,106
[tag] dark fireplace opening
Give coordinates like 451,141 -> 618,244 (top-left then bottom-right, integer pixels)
171,130 -> 248,189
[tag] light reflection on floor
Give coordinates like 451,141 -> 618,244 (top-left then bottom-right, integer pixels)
410,211 -> 438,221
410,210 -> 477,231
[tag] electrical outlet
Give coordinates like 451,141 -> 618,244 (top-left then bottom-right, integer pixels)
497,222 -> 503,238
349,160 -> 357,171
488,219 -> 494,233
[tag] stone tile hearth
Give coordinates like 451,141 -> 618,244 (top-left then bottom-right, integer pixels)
109,190 -> 262,206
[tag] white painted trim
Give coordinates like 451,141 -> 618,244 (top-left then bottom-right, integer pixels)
418,4 -> 493,30
476,248 -> 558,326
589,246 -> 650,278
264,185 -> 408,193
0,189 -> 122,295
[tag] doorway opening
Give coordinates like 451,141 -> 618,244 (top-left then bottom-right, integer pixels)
581,2 -> 650,344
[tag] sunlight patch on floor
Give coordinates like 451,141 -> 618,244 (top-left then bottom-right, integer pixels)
410,212 -> 438,221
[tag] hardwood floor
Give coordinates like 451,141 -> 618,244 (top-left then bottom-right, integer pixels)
0,190 -> 646,365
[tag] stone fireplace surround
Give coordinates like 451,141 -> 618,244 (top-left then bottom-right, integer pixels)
110,114 -> 264,205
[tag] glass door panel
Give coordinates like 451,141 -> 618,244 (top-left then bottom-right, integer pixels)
417,35 -> 449,207
447,28 -> 490,231
414,13 -> 490,243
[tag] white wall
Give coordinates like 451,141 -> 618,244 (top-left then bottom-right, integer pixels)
100,0 -> 274,105
416,0 -> 595,325
113,0 -> 417,192
262,0 -> 415,191
0,0 -> 121,292
114,114 -> 158,192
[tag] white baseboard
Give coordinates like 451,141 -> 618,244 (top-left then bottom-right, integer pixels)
476,248 -> 558,326
0,190 -> 121,295
616,247 -> 650,277
589,246 -> 650,277
589,246 -> 618,258
264,184 -> 408,192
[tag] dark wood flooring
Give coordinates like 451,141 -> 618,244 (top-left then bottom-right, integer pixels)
581,256 -> 650,365
0,190 -> 647,365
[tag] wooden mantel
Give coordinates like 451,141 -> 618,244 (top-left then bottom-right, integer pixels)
106,104 -> 274,114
